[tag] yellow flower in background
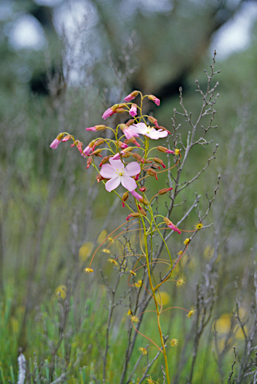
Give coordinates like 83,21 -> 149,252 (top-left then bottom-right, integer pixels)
214,314 -> 231,334
97,229 -> 107,244
174,148 -> 180,156
187,309 -> 195,318
102,248 -> 110,254
184,238 -> 190,245
108,258 -> 118,267
55,285 -> 67,299
108,236 -> 115,243
176,277 -> 185,287
84,268 -> 93,273
130,315 -> 139,323
135,280 -> 142,288
127,309 -> 132,316
195,223 -> 203,230
170,338 -> 179,346
156,291 -> 170,306
79,242 -> 94,261
130,270 -> 136,276
138,347 -> 147,355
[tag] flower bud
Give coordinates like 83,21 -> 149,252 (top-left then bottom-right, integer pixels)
146,168 -> 158,180
126,119 -> 135,126
99,156 -> 111,166
147,116 -> 158,125
139,208 -> 147,216
94,138 -> 105,147
139,187 -> 146,192
158,187 -> 173,195
163,217 -> 171,226
96,174 -> 104,183
87,156 -> 93,169
126,212 -> 141,221
132,153 -> 144,163
148,94 -> 160,106
122,191 -> 129,202
91,149 -> 102,157
129,103 -> 137,117
115,108 -> 126,113
124,90 -> 139,102
157,146 -> 174,154
122,152 -> 132,158
153,157 -> 166,168
95,125 -> 107,131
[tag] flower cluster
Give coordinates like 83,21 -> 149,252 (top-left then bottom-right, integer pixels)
50,91 -> 181,234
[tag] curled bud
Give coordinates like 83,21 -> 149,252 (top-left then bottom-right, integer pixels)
139,187 -> 146,192
124,90 -> 139,102
146,168 -> 158,180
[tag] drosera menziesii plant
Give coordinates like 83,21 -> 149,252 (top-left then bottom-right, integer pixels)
50,52 -> 220,383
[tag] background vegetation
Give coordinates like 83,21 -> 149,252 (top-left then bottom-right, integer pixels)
1,0 -> 257,382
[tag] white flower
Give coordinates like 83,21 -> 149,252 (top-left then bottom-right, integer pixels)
131,123 -> 168,140
100,158 -> 140,192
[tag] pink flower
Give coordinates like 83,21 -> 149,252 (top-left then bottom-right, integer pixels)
100,158 -> 140,192
50,138 -> 61,149
131,190 -> 143,202
148,94 -> 160,106
131,123 -> 168,140
119,142 -> 128,149
123,126 -> 139,140
112,153 -> 121,160
168,222 -> 181,235
82,145 -> 92,157
129,104 -> 137,117
163,217 -> 181,234
86,126 -> 97,131
124,90 -> 139,102
102,108 -> 114,120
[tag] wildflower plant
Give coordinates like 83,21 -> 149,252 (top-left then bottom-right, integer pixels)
50,52 -> 220,382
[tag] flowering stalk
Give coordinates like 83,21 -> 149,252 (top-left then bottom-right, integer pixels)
50,66 -> 219,381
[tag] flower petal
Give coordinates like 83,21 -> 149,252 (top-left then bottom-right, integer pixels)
124,162 -> 141,177
105,177 -> 121,192
121,176 -> 137,192
109,158 -> 124,169
100,164 -> 117,178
